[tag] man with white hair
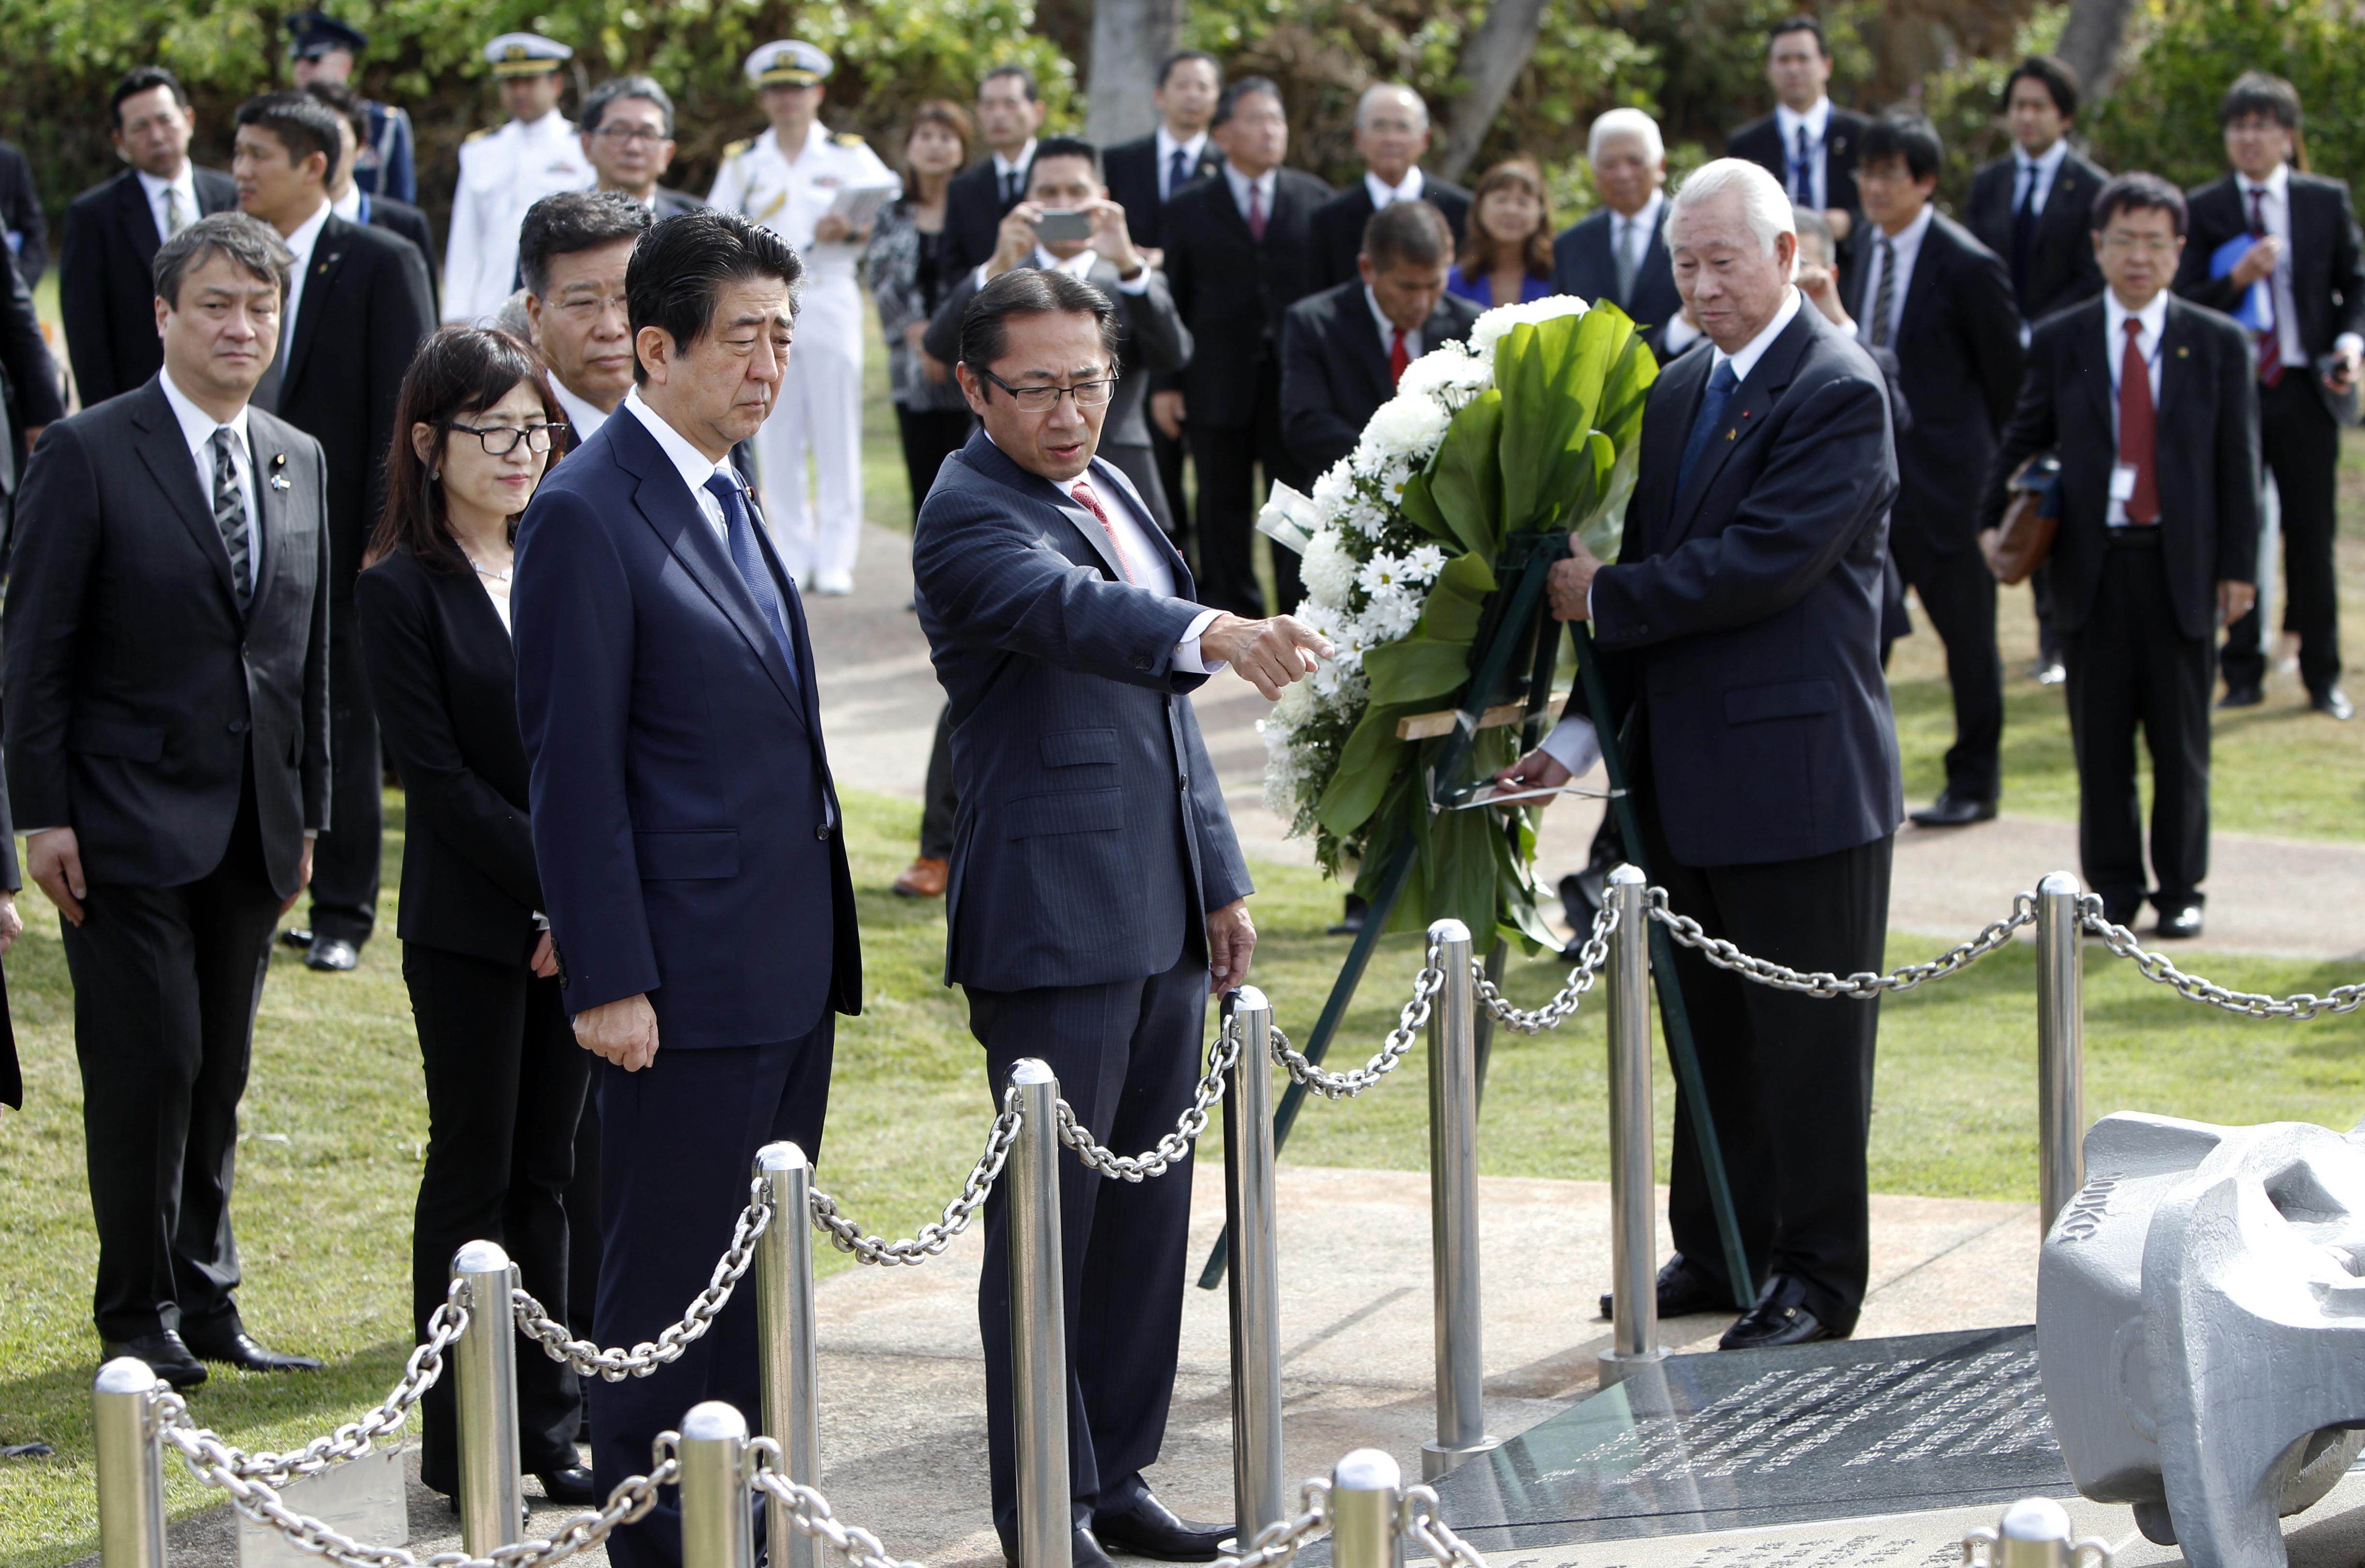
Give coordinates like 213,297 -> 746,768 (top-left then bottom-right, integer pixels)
1553,108 -> 1686,350
1311,84 -> 1470,286
1496,157 -> 1902,1351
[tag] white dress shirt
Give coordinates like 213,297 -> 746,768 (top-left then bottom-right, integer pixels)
2013,137 -> 2069,215
1366,287 -> 1421,361
2237,163 -> 2365,371
136,163 -> 200,244
971,246 -> 1153,296
278,198 -> 336,341
1856,201 -> 1934,349
624,388 -> 735,545
330,183 -> 364,222
1364,166 -> 1426,211
1153,127 -> 1210,202
549,377 -> 613,443
2102,288 -> 2168,526
1225,164 -> 1278,228
1774,98 -> 1833,212
160,367 -> 259,593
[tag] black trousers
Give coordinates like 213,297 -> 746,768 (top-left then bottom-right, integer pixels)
1150,423 -> 1190,549
306,610 -> 382,946
2224,376 -> 2342,693
2030,560 -> 2065,664
920,701 -> 958,860
592,1022 -> 835,1568
565,1095 -> 601,1344
1643,793 -> 1893,1332
969,932 -> 1209,1553
896,404 -> 975,523
2064,540 -> 2213,920
404,943 -> 590,1492
1892,531 -> 2004,801
66,760 -> 282,1341
1188,360 -> 1306,617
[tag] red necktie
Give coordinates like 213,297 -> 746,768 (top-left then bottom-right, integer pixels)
1389,329 -> 1410,386
2248,187 -> 2283,387
1069,479 -> 1138,583
1246,182 -> 1267,243
2119,319 -> 2160,525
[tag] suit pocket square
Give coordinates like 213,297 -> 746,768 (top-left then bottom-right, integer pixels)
634,828 -> 741,880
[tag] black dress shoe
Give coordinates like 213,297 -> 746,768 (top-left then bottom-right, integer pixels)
101,1330 -> 207,1390
278,927 -> 313,950
304,936 -> 359,972
1094,1492 -> 1229,1562
1073,1528 -> 1118,1568
1908,789 -> 1997,828
535,1464 -> 597,1504
2219,682 -> 2264,709
2155,903 -> 2204,940
1719,1276 -> 1841,1350
1597,1253 -> 1732,1321
179,1323 -> 323,1372
1327,895 -> 1369,937
2311,686 -> 2355,721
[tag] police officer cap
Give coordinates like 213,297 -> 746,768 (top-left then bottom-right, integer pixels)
285,9 -> 368,59
745,40 -> 833,89
484,32 -> 572,77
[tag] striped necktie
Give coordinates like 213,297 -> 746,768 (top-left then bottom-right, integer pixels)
211,428 -> 253,611
1869,237 -> 1898,350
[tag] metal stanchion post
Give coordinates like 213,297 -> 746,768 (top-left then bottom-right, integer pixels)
1421,918 -> 1497,1480
2036,872 -> 2087,1229
1007,1059 -> 1073,1568
754,1142 -> 821,1568
679,1401 -> 755,1568
1599,866 -> 1668,1387
1330,1449 -> 1404,1568
92,1358 -> 167,1568
1222,988 -> 1285,1545
452,1239 -> 525,1555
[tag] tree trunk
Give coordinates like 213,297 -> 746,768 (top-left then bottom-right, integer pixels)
1086,0 -> 1185,148
2056,0 -> 2138,103
1434,0 -> 1549,185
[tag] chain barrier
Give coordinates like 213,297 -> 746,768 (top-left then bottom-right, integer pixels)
1216,1481 -> 1333,1568
1648,887 -> 2038,999
1404,1484 -> 1494,1568
1270,936 -> 1447,1099
1057,1013 -> 1243,1180
514,1181 -> 769,1380
2079,896 -> 2365,1020
809,1085 -> 1024,1263
1476,902 -> 1617,1034
751,1438 -> 926,1568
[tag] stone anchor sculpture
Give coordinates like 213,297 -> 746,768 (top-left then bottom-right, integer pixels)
2037,1112 -> 2365,1568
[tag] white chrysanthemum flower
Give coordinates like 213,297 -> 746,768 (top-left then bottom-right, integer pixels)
1360,391 -> 1453,462
1469,293 -> 1591,356
1312,462 -> 1355,513
1359,581 -> 1425,641
1300,530 -> 1360,608
1402,543 -> 1450,584
1357,552 -> 1414,597
1344,498 -> 1391,539
1398,343 -> 1493,406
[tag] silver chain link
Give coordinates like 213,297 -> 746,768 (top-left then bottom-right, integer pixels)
809,1086 -> 1024,1263
2081,895 -> 2365,1019
1649,887 -> 2038,998
514,1181 -> 770,1379
1270,939 -> 1445,1098
1216,1481 -> 1332,1568
1404,1484 -> 1493,1568
1058,1017 -> 1242,1179
750,1439 -> 925,1568
1475,901 -> 1618,1033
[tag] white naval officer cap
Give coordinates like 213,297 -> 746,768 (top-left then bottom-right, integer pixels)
745,40 -> 833,89
484,32 -> 571,77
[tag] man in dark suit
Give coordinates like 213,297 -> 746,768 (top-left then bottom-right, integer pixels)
1160,77 -> 1333,615
1281,200 -> 1481,475
302,82 -> 438,315
231,92 -> 433,974
1310,85 -> 1471,289
1554,108 -> 1685,345
514,210 -> 860,1568
914,266 -> 1327,1568
1844,112 -> 2023,827
1497,159 -> 1901,1350
922,137 -> 1192,531
579,75 -> 703,220
59,68 -> 239,408
0,139 -> 46,288
946,65 -> 1046,271
6,213 -> 331,1385
1104,51 -> 1225,257
1727,16 -> 1867,271
2173,71 -> 2363,720
1984,175 -> 2259,940
2,248 -> 64,510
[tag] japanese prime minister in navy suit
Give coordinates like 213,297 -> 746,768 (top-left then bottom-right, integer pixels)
512,211 -> 858,1568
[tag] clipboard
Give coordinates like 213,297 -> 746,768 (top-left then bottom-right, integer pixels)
825,184 -> 898,230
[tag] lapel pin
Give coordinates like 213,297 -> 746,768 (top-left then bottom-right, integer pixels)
269,451 -> 290,490
2177,346 -> 2190,358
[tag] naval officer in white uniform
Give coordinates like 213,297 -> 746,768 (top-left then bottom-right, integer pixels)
707,40 -> 897,594
443,32 -> 592,325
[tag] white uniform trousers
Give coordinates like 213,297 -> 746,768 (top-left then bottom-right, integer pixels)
753,289 -> 864,585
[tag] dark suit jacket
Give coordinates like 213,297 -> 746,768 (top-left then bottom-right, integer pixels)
1844,211 -> 2024,550
513,407 -> 859,1045
0,141 -> 46,288
1105,134 -> 1222,249
946,153 -> 1033,272
360,192 -> 440,317
5,378 -> 331,896
1278,281 -> 1481,475
1161,168 -> 1335,428
921,256 -> 1192,449
911,430 -> 1250,989
357,545 -> 545,966
59,166 -> 238,407
1310,178 -> 1472,288
266,212 -> 435,600
1552,203 -> 1683,335
1729,108 -> 1868,267
1569,305 -> 1902,868
2174,171 -> 2365,418
1,249 -> 63,494
1979,296 -> 2261,640
1966,148 -> 2107,325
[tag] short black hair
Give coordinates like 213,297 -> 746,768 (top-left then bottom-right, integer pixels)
2003,55 -> 2080,121
1768,15 -> 1828,55
110,66 -> 189,131
1156,50 -> 1221,90
2219,70 -> 2301,131
582,74 -> 676,137
1858,111 -> 1942,184
625,209 -> 804,384
2089,171 -> 2188,239
154,211 -> 293,309
1214,76 -> 1284,128
234,90 -> 343,174
1362,199 -> 1452,269
302,79 -> 367,146
520,190 -> 654,297
981,64 -> 1041,103
1028,135 -> 1102,182
958,268 -> 1120,386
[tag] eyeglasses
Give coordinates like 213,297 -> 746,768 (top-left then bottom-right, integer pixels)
444,421 -> 567,456
554,291 -> 631,321
591,124 -> 670,145
976,367 -> 1119,412
2098,231 -> 2178,255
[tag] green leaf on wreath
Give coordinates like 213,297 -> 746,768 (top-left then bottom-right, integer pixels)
1397,468 -> 1455,543
1415,549 -> 1494,642
1365,638 -> 1473,705
1315,703 -> 1413,836
1427,391 -> 1504,559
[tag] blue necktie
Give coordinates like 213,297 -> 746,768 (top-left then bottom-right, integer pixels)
705,472 -> 800,692
1790,124 -> 1812,204
1167,147 -> 1191,201
1674,358 -> 1740,498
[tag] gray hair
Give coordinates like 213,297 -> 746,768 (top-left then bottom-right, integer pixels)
1790,202 -> 1835,264
1356,83 -> 1428,132
153,212 -> 293,309
1669,157 -> 1796,265
492,288 -> 536,343
582,74 -> 676,137
1586,107 -> 1664,167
